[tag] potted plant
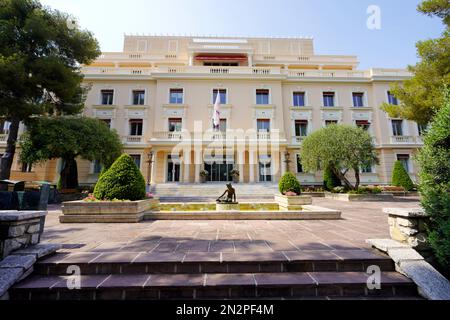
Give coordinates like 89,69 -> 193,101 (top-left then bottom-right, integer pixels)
200,170 -> 209,183
230,169 -> 240,183
275,172 -> 312,210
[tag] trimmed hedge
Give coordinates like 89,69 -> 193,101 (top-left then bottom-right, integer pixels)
392,161 -> 415,191
93,154 -> 146,201
279,172 -> 301,195
323,165 -> 341,191
417,90 -> 450,269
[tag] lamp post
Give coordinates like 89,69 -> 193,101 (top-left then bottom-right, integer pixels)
146,151 -> 154,191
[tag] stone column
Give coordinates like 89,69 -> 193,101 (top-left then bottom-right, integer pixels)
281,151 -> 287,175
183,150 -> 191,183
238,151 -> 245,183
150,151 -> 157,184
194,150 -> 202,183
249,151 -> 256,183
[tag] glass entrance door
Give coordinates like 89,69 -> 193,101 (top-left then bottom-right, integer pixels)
259,156 -> 272,182
204,156 -> 233,182
167,155 -> 180,182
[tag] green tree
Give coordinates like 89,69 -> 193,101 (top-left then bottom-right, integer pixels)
300,125 -> 379,190
391,161 -> 415,191
323,165 -> 342,191
416,88 -> 450,269
382,0 -> 450,124
94,154 -> 146,201
19,117 -> 123,189
0,0 -> 100,180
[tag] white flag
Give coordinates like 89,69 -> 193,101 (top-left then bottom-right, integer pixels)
212,91 -> 221,131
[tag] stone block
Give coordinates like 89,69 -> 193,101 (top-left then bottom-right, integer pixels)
399,260 -> 450,300
366,239 -> 409,253
325,193 -> 394,202
387,248 -> 424,264
398,226 -> 419,236
26,224 -> 41,234
12,243 -> 62,259
7,225 -> 27,237
383,208 -> 428,218
0,255 -> 36,271
396,218 -> 417,228
0,268 -> 23,297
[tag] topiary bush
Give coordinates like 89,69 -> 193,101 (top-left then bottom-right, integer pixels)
417,89 -> 450,269
93,154 -> 146,201
279,172 -> 301,196
392,161 -> 415,191
323,165 -> 342,191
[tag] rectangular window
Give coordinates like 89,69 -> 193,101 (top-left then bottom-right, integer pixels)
21,163 -> 32,173
132,90 -> 145,105
397,154 -> 411,173
323,92 -> 335,107
392,120 -> 404,136
325,120 -> 338,126
101,90 -> 114,105
213,89 -> 227,104
101,119 -> 111,129
129,119 -> 143,136
219,119 -> 227,133
168,118 -> 182,132
169,89 -> 184,104
418,123 -> 428,136
256,89 -> 270,105
130,155 -> 141,169
352,92 -> 365,107
361,163 -> 373,173
388,91 -> 399,105
257,119 -> 271,132
295,120 -> 308,137
356,120 -> 371,131
93,160 -> 103,174
296,154 -> 304,173
293,92 -> 306,107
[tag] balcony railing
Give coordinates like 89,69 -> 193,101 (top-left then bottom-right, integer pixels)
0,134 -> 7,143
152,131 -> 184,141
292,136 -> 306,144
390,136 -> 416,144
124,136 -> 144,144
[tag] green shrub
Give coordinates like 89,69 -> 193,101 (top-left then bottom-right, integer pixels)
323,165 -> 342,191
93,154 -> 146,201
417,89 -> 450,269
392,161 -> 415,191
279,172 -> 301,195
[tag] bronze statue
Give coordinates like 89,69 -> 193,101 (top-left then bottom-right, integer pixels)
216,183 -> 237,203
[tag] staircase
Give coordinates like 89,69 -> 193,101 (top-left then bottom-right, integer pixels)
10,249 -> 420,300
152,183 -> 280,202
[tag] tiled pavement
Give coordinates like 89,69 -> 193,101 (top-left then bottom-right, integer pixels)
42,197 -> 421,255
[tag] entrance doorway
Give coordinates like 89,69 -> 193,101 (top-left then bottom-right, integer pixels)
259,155 -> 272,182
167,155 -> 181,182
204,156 -> 234,182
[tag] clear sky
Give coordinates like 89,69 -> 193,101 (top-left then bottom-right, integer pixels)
40,0 -> 445,69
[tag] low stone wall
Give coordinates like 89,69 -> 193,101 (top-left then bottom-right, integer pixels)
274,195 -> 313,211
384,208 -> 430,253
0,211 -> 47,259
60,198 -> 160,223
325,193 -> 395,202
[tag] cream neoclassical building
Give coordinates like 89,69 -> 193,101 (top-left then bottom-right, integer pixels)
1,35 -> 423,186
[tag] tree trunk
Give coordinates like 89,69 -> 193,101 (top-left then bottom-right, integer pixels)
331,166 -> 354,190
354,167 -> 361,189
60,158 -> 79,190
0,118 -> 21,181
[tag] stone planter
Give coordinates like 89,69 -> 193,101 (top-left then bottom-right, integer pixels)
60,198 -> 160,223
384,208 -> 430,252
325,193 -> 394,202
0,211 -> 47,259
274,194 -> 313,211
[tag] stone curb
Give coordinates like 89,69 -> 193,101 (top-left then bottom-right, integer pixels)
367,239 -> 450,301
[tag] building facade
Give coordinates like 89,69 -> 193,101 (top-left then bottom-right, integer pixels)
1,35 -> 423,186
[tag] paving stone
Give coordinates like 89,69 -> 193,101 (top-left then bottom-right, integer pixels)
90,252 -> 141,264
221,252 -> 287,263
134,252 -> 185,263
183,252 -> 220,263
0,255 -> 36,271
283,251 -> 341,262
205,274 -> 255,286
98,275 -> 150,288
145,274 -> 204,287
254,273 -> 315,286
332,250 -> 388,261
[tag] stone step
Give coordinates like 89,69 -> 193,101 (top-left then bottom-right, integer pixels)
33,250 -> 396,275
10,271 -> 418,300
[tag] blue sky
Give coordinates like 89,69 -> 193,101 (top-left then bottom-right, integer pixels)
40,0 -> 445,69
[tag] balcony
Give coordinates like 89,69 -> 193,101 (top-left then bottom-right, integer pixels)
152,131 -> 185,142
124,136 -> 144,144
292,136 -> 307,145
390,136 -> 416,144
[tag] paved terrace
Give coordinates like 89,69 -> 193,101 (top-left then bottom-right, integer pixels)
42,197 -> 421,255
